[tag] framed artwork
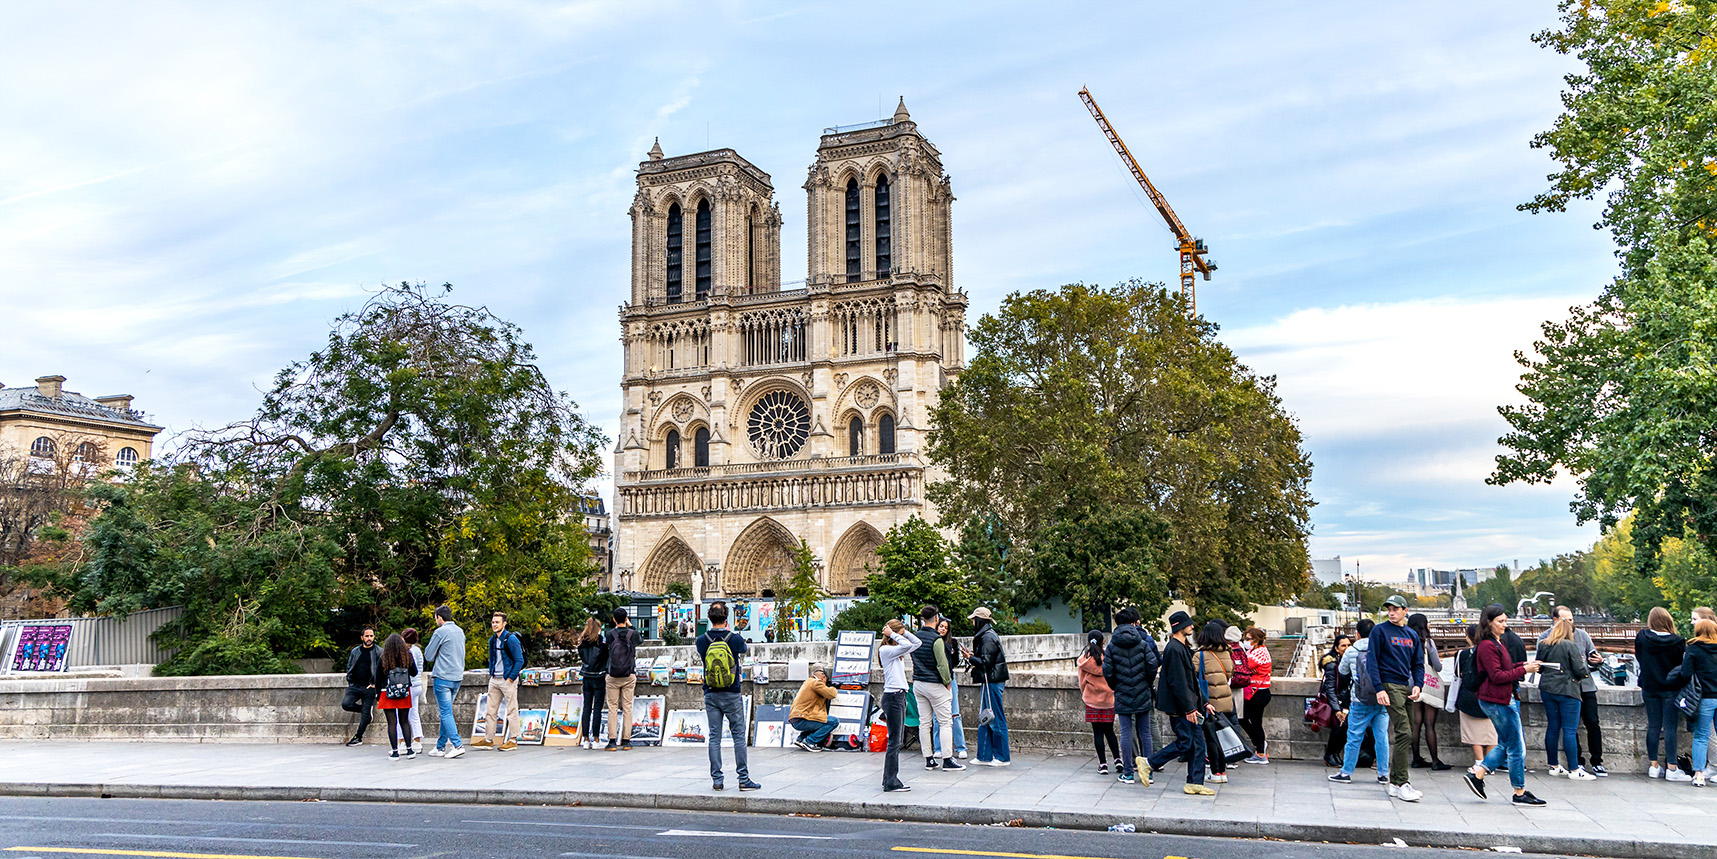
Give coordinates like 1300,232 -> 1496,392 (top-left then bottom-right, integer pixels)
545,693 -> 581,746
630,695 -> 665,746
753,704 -> 791,748
516,708 -> 549,744
470,693 -> 507,739
663,709 -> 708,746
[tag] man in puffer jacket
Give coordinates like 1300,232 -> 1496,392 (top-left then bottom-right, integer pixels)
1103,607 -> 1161,784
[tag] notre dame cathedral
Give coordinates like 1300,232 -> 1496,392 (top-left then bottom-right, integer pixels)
611,100 -> 968,601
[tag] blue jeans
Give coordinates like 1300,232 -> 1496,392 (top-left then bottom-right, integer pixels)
1145,714 -> 1206,785
1116,711 -> 1153,777
432,678 -> 462,750
790,716 -> 839,746
1480,699 -> 1526,789
1690,698 -> 1717,773
1341,699 -> 1389,779
975,682 -> 1010,763
1543,691 -> 1582,770
705,691 -> 750,784
932,677 -> 968,755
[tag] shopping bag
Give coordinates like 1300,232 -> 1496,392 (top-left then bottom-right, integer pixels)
867,720 -> 888,753
1418,663 -> 1448,710
1441,664 -> 1462,714
1213,711 -> 1252,765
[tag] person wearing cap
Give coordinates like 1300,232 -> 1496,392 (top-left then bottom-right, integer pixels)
1368,595 -> 1425,802
789,665 -> 840,751
967,606 -> 1012,766
1145,611 -> 1214,795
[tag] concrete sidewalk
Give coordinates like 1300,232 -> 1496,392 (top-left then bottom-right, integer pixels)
1,740 -> 1709,858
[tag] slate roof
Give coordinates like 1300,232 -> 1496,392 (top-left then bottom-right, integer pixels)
0,386 -> 163,430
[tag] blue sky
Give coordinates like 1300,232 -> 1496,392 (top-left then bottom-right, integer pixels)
0,1 -> 1615,582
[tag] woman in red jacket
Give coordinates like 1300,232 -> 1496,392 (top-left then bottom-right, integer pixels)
1461,606 -> 1544,806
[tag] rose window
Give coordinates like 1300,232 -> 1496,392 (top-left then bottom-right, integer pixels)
747,390 -> 811,460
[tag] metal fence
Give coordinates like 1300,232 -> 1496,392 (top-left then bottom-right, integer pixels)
2,605 -> 183,667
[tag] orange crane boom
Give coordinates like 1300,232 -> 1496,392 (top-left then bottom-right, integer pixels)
1078,86 -> 1214,313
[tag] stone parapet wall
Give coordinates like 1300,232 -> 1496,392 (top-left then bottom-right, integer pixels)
0,655 -> 1663,771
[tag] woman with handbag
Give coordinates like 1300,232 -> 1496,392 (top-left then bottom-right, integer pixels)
377,632 -> 419,760
1462,606 -> 1545,806
1196,621 -> 1236,783
1406,614 -> 1449,770
1320,634 -> 1353,767
1235,627 -> 1273,764
1077,630 -> 1120,774
1668,618 -> 1717,788
1635,607 -> 1688,780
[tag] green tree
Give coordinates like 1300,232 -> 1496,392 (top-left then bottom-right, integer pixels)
1471,566 -> 1519,613
825,599 -> 902,638
1294,583 -> 1341,612
771,539 -> 825,643
55,283 -> 609,673
928,281 -> 1314,620
1030,505 -> 1171,628
1497,2 -> 1717,590
865,515 -> 978,632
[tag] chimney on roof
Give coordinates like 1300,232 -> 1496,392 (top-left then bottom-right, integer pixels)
35,376 -> 65,399
95,394 -> 135,413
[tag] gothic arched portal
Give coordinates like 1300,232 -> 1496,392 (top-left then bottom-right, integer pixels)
639,533 -> 702,595
723,516 -> 799,596
828,521 -> 884,596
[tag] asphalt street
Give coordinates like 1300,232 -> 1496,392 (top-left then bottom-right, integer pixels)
0,797 -> 1568,859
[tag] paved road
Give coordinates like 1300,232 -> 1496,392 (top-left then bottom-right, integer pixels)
0,797 -> 1539,859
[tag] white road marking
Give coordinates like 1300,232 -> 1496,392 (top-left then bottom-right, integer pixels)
657,829 -> 834,840
460,820 -> 659,831
93,834 -> 415,848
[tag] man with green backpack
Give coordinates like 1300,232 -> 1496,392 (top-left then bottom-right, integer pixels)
697,601 -> 760,792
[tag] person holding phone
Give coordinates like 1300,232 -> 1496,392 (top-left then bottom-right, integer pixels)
1145,611 -> 1214,795
1462,605 -> 1546,806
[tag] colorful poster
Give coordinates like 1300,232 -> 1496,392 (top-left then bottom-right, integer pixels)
516,708 -> 549,745
630,695 -> 665,746
10,624 -> 72,673
545,693 -> 582,746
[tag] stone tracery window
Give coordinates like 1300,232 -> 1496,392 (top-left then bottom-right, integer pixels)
665,428 -> 681,470
845,178 -> 861,282
848,416 -> 864,457
694,426 -> 710,468
666,203 -> 683,303
879,412 -> 896,454
695,198 -> 712,300
747,390 -> 810,460
875,174 -> 891,276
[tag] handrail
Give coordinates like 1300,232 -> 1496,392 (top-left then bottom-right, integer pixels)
624,452 -> 921,482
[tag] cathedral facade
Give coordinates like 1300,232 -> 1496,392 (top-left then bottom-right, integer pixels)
611,100 -> 967,600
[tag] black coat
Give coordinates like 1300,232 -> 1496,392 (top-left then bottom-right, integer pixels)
1155,635 -> 1204,717
1635,629 -> 1687,693
1103,623 -> 1160,714
578,636 -> 608,678
1669,640 -> 1717,698
970,622 -> 1009,684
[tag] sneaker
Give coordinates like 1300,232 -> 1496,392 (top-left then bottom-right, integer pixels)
388,750 -> 400,760
1667,768 -> 1693,782
496,740 -> 518,752
794,739 -> 816,752
620,742 -> 633,751
883,784 -> 912,792
1649,764 -> 1663,779
403,749 -> 416,759
1547,765 -> 1568,776
992,759 -> 1012,767
1387,783 -> 1400,798
1463,771 -> 1487,800
942,758 -> 965,771
1244,754 -> 1269,765
1208,773 -> 1227,784
1183,784 -> 1215,796
1397,783 -> 1422,802
956,750 -> 968,760
1695,772 -> 1708,788
738,780 -> 762,791
1328,772 -> 1352,784
1590,764 -> 1608,777
1097,763 -> 1109,775
469,738 -> 493,748
445,746 -> 465,759
1512,791 -> 1547,806
1568,767 -> 1597,781
926,757 -> 940,771
1377,775 -> 1389,784
1117,772 -> 1136,784
345,736 -> 363,746
426,748 -> 447,757
603,741 -> 618,751
712,782 -> 724,791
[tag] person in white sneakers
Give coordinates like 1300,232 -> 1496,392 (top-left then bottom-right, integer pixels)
1538,617 -> 1596,780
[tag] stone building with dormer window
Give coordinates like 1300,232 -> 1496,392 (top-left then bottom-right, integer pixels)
0,375 -> 162,472
612,100 -> 967,601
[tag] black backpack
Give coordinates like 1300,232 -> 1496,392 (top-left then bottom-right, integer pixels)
383,666 -> 412,700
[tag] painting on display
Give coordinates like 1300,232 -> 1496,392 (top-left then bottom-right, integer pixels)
663,709 -> 707,746
470,693 -> 506,740
629,696 -> 665,746
753,704 -> 791,748
545,693 -> 582,746
9,624 -> 73,673
828,690 -> 870,742
515,708 -> 549,745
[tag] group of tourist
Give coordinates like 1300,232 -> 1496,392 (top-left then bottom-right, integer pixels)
334,598 -> 1717,804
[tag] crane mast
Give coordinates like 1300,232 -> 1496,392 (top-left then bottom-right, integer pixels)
1078,87 -> 1214,313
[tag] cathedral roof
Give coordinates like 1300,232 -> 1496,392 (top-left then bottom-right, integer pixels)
638,147 -> 773,188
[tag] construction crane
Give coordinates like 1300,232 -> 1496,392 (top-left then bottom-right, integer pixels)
1078,86 -> 1215,313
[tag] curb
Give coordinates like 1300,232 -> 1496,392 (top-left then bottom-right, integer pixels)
0,781 -> 1701,859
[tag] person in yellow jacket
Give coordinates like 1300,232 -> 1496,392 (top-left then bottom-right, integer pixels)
789,665 -> 840,751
